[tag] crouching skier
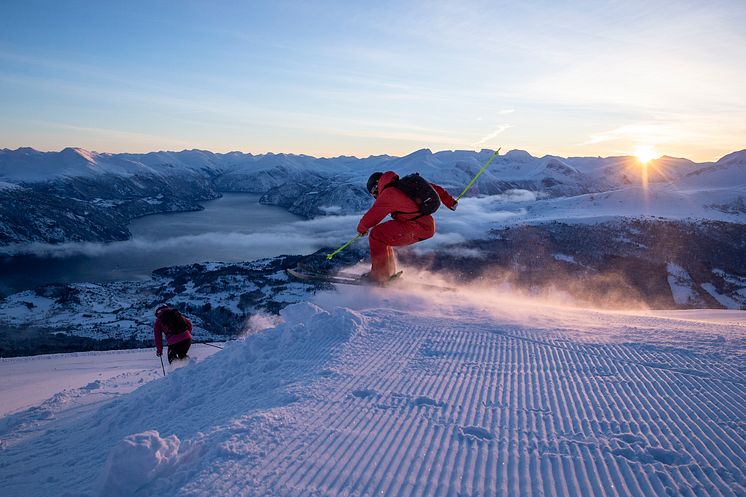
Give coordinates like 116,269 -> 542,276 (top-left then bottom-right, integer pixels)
154,304 -> 193,363
357,171 -> 457,284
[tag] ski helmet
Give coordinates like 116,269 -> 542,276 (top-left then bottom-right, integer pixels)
367,172 -> 383,196
155,303 -> 170,316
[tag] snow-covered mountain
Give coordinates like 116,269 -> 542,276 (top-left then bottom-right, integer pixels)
3,146 -> 743,245
3,147 -> 741,188
677,149 -> 746,188
0,147 -> 224,181
1,146 -> 744,356
0,148 -> 222,245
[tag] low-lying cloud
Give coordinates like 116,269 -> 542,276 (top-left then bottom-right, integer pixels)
2,191 -> 537,261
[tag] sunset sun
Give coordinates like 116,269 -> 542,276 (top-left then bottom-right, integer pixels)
634,146 -> 659,165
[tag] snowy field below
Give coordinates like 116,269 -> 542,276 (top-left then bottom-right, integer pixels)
0,344 -> 222,418
0,287 -> 744,497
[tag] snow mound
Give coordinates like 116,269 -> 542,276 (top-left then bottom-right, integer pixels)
277,301 -> 367,341
99,431 -> 184,496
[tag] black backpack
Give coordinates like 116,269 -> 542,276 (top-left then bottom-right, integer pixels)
391,173 -> 441,218
159,308 -> 188,336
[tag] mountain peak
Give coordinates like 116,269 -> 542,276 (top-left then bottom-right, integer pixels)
504,149 -> 534,161
407,148 -> 433,157
717,149 -> 746,164
61,147 -> 96,163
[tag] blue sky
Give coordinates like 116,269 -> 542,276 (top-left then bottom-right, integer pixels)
1,0 -> 744,160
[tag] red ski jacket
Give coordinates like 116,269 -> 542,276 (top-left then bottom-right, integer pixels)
357,171 -> 457,234
154,315 -> 193,355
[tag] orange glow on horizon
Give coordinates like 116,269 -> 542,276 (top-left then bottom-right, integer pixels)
634,145 -> 660,165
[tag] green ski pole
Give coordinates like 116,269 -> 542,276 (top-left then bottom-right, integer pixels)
456,147 -> 501,201
326,234 -> 362,260
326,148 -> 499,260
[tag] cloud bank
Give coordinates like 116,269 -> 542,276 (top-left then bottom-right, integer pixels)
2,192 -> 537,260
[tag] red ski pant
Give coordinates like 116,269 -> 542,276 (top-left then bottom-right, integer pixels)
369,217 -> 435,282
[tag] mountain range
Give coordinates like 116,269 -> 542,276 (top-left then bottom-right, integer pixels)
1,147 -> 745,245
1,146 -> 745,354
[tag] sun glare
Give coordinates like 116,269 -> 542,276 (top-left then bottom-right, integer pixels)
634,146 -> 659,165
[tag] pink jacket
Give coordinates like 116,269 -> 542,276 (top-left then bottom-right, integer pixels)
154,316 -> 192,354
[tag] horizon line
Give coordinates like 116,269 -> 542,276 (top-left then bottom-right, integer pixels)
3,145 -> 742,164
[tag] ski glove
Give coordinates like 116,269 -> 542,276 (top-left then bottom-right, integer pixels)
357,230 -> 368,237
156,350 -> 162,357
448,200 -> 458,211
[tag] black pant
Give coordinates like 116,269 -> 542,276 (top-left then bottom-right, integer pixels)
167,338 -> 191,363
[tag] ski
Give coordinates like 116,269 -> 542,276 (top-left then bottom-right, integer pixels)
287,266 -> 452,291
287,267 -> 383,286
296,263 -> 405,282
296,261 -> 368,280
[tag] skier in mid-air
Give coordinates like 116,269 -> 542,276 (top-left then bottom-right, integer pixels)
357,171 -> 457,284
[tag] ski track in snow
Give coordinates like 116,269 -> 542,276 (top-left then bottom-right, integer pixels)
0,293 -> 744,497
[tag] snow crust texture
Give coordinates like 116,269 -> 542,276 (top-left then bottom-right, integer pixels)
1,295 -> 744,497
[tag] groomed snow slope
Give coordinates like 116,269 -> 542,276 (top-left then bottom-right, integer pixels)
0,345 -> 222,417
1,286 -> 744,497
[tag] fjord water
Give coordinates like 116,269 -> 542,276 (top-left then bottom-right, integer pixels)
0,194 -> 307,296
